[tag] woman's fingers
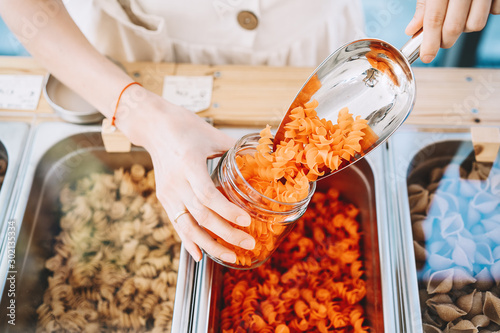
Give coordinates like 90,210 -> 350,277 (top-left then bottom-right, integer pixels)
178,174 -> 255,250
173,210 -> 239,264
407,0 -> 496,64
465,0 -> 491,32
441,0 -> 472,48
185,158 -> 251,227
406,0 -> 426,35
421,0 -> 449,63
187,202 -> 256,250
177,229 -> 203,262
492,0 -> 500,14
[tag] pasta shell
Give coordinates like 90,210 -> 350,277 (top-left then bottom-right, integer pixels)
467,206 -> 482,227
485,227 -> 500,246
427,194 -> 449,219
483,291 -> 500,325
409,187 -> 429,215
447,320 -> 478,333
427,294 -> 453,306
470,223 -> 486,237
428,254 -> 454,271
422,308 -> 444,328
427,269 -> 454,294
453,267 -> 477,290
494,248 -> 500,262
423,323 -> 443,333
475,243 -> 495,265
457,289 -> 478,313
428,241 -> 448,255
440,212 -> 464,239
452,245 -> 473,272
470,291 -> 484,318
471,314 -> 491,328
471,191 -> 500,215
483,215 -> 500,232
409,183 -> 427,195
474,268 -> 495,291
432,303 -> 467,322
457,235 -> 477,262
446,235 -> 459,248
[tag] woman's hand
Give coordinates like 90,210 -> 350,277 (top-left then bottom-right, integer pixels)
406,0 -> 500,63
118,86 -> 255,263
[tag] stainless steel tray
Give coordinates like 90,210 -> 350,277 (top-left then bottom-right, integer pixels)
0,122 -> 30,240
388,126 -> 500,333
192,128 -> 398,332
0,122 -> 195,332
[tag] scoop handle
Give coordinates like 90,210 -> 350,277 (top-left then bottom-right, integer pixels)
401,28 -> 423,64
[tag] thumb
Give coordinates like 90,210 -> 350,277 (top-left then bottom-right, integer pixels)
207,129 -> 237,158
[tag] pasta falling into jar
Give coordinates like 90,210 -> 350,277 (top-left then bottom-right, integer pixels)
209,100 -> 378,269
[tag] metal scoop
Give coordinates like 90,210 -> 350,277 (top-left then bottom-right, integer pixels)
273,30 -> 423,180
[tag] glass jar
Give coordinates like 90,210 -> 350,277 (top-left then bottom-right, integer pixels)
209,133 -> 316,270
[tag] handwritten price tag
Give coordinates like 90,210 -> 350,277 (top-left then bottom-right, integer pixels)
162,76 -> 213,113
0,75 -> 44,110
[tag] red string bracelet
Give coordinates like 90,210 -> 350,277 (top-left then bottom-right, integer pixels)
111,81 -> 142,127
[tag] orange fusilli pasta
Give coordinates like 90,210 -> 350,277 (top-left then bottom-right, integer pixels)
215,100 -> 378,266
219,188 -> 370,332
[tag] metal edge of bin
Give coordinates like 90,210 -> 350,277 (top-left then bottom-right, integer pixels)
0,122 -> 30,252
372,142 -> 399,332
0,122 -> 195,333
388,126 -> 473,333
191,132 -> 399,332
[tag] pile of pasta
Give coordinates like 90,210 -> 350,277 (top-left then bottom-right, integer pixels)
219,188 -> 370,332
409,158 -> 500,332
237,100 -> 376,204
37,164 -> 181,333
218,100 -> 377,267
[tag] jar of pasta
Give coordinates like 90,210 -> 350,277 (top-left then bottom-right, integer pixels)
209,133 -> 316,270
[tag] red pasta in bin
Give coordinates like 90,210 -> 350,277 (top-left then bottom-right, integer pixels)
218,189 -> 370,332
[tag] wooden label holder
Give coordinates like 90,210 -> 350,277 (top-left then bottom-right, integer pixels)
471,126 -> 500,163
101,118 -> 131,153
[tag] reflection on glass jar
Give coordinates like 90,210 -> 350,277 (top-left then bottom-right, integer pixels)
209,133 -> 316,270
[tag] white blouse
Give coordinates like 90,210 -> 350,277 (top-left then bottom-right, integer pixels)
65,0 -> 365,67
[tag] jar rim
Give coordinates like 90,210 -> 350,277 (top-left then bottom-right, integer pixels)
227,133 -> 316,210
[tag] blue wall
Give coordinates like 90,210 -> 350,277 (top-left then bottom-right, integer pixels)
0,17 -> 29,56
